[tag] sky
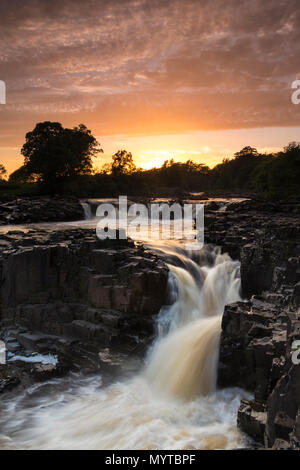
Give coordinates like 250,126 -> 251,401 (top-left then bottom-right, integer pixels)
0,0 -> 300,174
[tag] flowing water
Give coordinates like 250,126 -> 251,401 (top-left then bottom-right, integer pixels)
0,200 -> 251,449
0,238 -> 251,450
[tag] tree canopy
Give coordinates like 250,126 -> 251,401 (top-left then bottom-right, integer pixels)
0,164 -> 7,180
21,121 -> 102,191
111,150 -> 137,176
4,128 -> 300,199
234,146 -> 259,159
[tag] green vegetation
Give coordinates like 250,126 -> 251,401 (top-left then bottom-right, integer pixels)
2,122 -> 300,199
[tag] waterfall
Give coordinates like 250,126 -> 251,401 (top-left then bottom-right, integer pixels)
144,245 -> 241,400
80,201 -> 93,220
0,244 -> 248,450
145,316 -> 222,399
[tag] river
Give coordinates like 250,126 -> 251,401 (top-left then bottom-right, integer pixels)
0,199 -> 251,449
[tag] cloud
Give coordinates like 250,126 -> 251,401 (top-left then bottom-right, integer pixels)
0,0 -> 300,170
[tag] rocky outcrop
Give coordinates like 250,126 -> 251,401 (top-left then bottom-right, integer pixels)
0,228 -> 168,392
211,199 -> 300,449
0,196 -> 84,224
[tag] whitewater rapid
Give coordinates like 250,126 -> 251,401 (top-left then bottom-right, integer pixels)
0,243 -> 250,450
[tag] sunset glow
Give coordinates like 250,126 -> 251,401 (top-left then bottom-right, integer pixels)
97,127 -> 300,173
0,0 -> 300,174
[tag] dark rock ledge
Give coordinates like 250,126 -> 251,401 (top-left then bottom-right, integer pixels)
207,199 -> 300,449
0,196 -> 84,224
0,228 -> 168,391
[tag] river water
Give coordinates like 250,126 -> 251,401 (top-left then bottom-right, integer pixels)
0,200 -> 251,450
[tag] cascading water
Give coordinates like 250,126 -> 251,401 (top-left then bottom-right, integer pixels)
0,243 -> 250,450
144,245 -> 241,400
80,201 -> 93,220
145,315 -> 222,399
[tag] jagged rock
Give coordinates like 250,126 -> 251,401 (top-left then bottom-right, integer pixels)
272,439 -> 291,450
214,199 -> 300,449
292,282 -> 300,307
237,399 -> 267,445
241,244 -> 274,297
0,196 -> 84,224
0,371 -> 20,393
0,228 -> 168,391
265,361 -> 300,448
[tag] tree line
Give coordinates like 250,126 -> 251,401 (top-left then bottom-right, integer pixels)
1,121 -> 299,199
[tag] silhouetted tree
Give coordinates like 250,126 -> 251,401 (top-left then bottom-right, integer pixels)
0,164 -> 7,180
98,163 -> 113,175
252,142 -> 300,198
4,139 -> 299,199
21,121 -> 102,192
111,150 -> 137,176
9,165 -> 36,183
185,160 -> 209,174
212,146 -> 263,190
234,146 -> 259,159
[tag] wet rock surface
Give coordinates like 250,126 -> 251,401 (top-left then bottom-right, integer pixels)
0,228 -> 168,394
209,199 -> 300,449
0,196 -> 84,224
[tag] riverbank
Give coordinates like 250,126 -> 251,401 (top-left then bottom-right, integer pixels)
0,228 -> 168,393
203,198 -> 300,449
1,193 -> 299,226
0,196 -> 84,224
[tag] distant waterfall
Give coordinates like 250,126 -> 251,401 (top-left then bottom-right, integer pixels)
80,201 -> 93,220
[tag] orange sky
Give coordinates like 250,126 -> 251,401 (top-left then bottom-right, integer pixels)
0,0 -> 300,175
